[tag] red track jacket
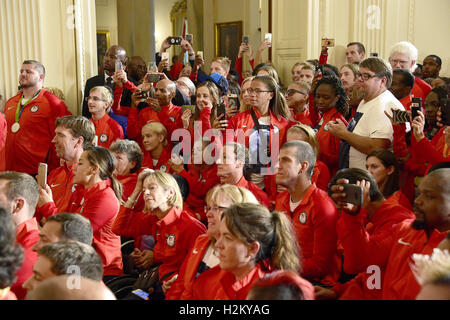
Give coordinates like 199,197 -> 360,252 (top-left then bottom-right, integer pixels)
90,113 -> 124,149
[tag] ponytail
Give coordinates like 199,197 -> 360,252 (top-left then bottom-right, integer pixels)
270,211 -> 301,273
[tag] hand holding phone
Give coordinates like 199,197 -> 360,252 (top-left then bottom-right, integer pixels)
168,36 -> 182,45
321,38 -> 335,48
115,60 -> 123,72
392,109 -> 411,124
341,183 -> 363,208
264,33 -> 272,47
411,97 -> 422,121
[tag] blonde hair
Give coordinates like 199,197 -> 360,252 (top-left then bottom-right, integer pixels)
211,185 -> 259,206
143,171 -> 183,209
90,86 -> 113,113
212,57 -> 231,73
411,248 -> 450,286
239,76 -> 255,112
45,87 -> 65,101
141,122 -> 168,147
287,124 -> 320,158
221,203 -> 301,273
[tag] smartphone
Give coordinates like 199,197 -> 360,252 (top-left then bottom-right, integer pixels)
131,289 -> 149,300
264,33 -> 272,47
217,103 -> 226,120
227,94 -> 239,109
37,163 -> 48,188
371,52 -> 379,57
139,90 -> 151,99
393,109 -> 410,124
185,34 -> 193,45
168,36 -> 182,45
115,60 -> 123,72
182,105 -> 196,114
411,97 -> 421,121
341,184 -> 363,207
197,51 -> 204,60
321,38 -> 335,47
441,98 -> 450,126
243,35 -> 249,45
147,73 -> 160,83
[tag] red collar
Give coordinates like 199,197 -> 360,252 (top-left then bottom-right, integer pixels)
16,218 -> 38,242
156,206 -> 182,227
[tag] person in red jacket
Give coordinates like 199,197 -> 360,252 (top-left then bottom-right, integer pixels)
313,76 -> 349,176
226,75 -> 292,196
169,138 -> 221,222
286,81 -> 312,126
315,167 -> 415,300
388,41 -> 432,101
217,142 -> 270,208
110,139 -> 143,202
193,202 -> 301,300
141,122 -> 173,173
0,172 -> 39,300
275,140 -> 339,286
0,206 -> 24,301
38,147 -> 124,280
4,60 -> 71,175
165,184 -> 259,300
112,170 -> 206,299
87,86 -> 124,149
127,79 -> 182,143
329,167 -> 450,300
35,115 -> 96,223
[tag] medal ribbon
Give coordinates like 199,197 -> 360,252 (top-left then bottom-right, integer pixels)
14,89 -> 41,123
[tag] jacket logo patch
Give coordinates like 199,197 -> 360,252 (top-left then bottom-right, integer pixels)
30,105 -> 39,113
166,234 -> 176,247
169,116 -> 175,122
298,212 -> 307,224
160,165 -> 167,172
99,134 -> 108,143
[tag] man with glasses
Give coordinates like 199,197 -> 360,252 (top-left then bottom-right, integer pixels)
388,41 -> 432,101
327,57 -> 405,170
285,81 -> 312,126
174,76 -> 196,105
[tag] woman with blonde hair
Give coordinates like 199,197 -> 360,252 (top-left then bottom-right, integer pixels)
86,86 -> 124,148
165,184 -> 259,300
239,76 -> 255,113
192,202 -> 302,300
141,122 -> 173,173
112,170 -> 206,299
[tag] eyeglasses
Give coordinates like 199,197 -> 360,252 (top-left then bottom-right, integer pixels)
204,205 -> 228,212
247,88 -> 273,95
356,72 -> 381,81
85,96 -> 106,102
286,89 -> 307,96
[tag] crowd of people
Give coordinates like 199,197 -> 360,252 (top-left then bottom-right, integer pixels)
0,33 -> 449,301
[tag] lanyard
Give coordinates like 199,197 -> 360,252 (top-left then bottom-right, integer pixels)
15,89 -> 41,123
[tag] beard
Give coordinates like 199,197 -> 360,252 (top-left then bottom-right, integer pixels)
411,219 -> 427,230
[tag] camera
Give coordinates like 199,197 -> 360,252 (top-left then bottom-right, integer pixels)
168,36 -> 182,45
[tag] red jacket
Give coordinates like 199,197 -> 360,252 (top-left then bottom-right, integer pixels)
90,113 -> 124,149
275,184 -> 339,284
142,146 -> 173,174
291,107 -> 313,127
333,197 -> 415,299
165,233 -> 212,300
112,206 -> 206,280
410,129 -> 449,168
41,180 -> 123,276
411,77 -> 432,101
11,218 -> 39,300
313,159 -> 331,192
4,89 -> 71,174
316,107 -> 348,176
234,56 -> 255,86
236,176 -> 270,208
179,164 -> 220,221
202,262 -> 272,300
112,81 -> 138,116
116,173 -> 138,202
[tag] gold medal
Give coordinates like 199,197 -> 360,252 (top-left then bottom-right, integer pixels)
11,122 -> 20,133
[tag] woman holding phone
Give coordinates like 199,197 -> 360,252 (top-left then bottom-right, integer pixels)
39,146 -> 124,279
112,170 -> 206,299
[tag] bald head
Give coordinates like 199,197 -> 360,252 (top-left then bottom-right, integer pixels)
427,169 -> 450,196
104,45 -> 127,74
26,275 -> 116,300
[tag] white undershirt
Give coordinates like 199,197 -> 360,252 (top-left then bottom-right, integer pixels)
202,244 -> 220,269
152,159 -> 158,167
289,196 -> 302,212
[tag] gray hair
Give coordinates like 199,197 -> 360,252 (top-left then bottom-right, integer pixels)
46,213 -> 93,245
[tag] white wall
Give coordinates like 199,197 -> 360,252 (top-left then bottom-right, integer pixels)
155,0 -> 178,54
95,0 -> 118,46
